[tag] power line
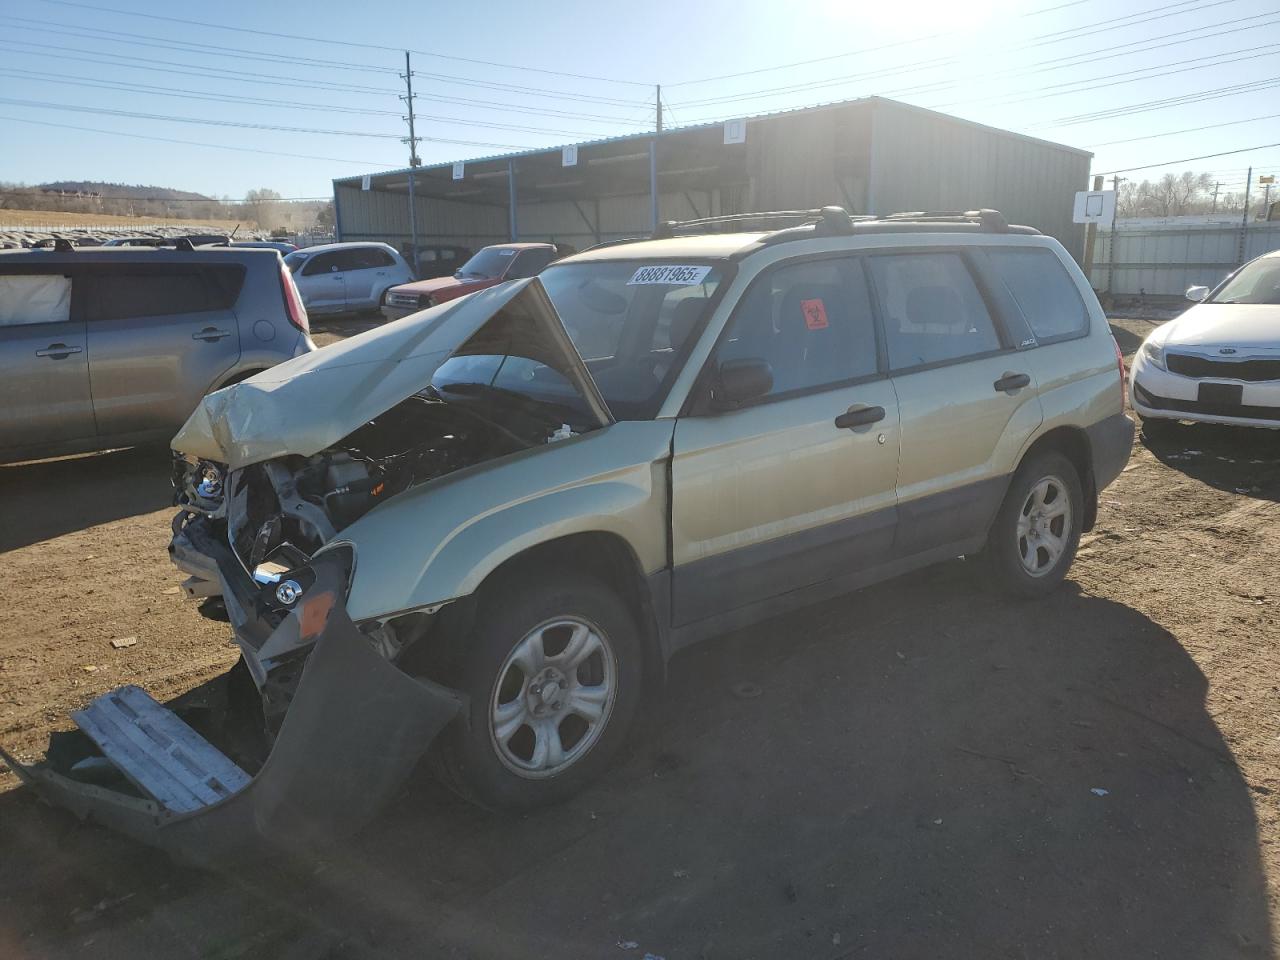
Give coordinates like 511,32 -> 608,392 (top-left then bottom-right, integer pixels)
0,39 -> 402,94
0,97 -> 541,148
1046,76 -> 1280,126
669,2 -> 1265,112
0,115 -> 401,167
1086,113 -> 1280,147
0,18 -> 399,74
1095,142 -> 1280,175
33,0 -> 653,87
0,70 -> 638,138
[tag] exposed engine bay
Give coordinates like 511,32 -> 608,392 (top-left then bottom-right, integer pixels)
175,385 -> 585,580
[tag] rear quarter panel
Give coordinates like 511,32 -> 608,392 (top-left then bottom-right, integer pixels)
339,420 -> 675,621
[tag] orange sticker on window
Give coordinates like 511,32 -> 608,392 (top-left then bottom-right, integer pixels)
801,298 -> 829,330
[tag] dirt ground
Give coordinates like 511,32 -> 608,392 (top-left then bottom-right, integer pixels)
0,209 -> 245,230
0,318 -> 1276,959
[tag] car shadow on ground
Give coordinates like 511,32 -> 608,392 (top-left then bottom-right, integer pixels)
0,445 -> 175,553
1141,422 -> 1280,503
0,562 -> 1271,959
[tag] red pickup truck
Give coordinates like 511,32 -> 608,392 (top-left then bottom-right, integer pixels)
380,242 -> 561,321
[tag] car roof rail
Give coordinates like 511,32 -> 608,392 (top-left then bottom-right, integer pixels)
651,208 -> 854,240
878,208 -> 1011,232
171,238 -> 196,251
53,238 -> 76,252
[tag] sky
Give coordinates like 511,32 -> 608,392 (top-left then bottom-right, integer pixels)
1,0 -> 1279,202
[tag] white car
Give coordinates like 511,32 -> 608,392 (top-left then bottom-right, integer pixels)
1131,250 -> 1280,432
283,242 -> 414,316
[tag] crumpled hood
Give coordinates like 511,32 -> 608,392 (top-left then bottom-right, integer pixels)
1162,303 -> 1280,352
172,278 -> 610,470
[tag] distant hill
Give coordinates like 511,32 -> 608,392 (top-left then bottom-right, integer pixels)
38,181 -> 212,201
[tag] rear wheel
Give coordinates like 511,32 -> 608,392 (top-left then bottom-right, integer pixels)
982,451 -> 1083,598
432,569 -> 643,810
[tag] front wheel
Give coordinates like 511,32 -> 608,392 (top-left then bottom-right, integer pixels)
431,569 -> 643,810
982,451 -> 1083,598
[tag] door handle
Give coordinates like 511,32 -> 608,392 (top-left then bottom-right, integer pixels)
993,372 -> 1031,393
192,327 -> 232,342
35,342 -> 82,358
834,405 -> 886,429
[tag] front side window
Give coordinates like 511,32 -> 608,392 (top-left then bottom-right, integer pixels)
715,257 -> 878,399
300,252 -> 340,276
987,248 -> 1089,342
1211,256 -> 1280,304
539,260 -> 726,418
867,252 -> 1001,370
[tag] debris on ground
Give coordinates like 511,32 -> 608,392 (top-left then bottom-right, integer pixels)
731,681 -> 762,699
109,637 -> 137,649
1091,787 -> 1110,797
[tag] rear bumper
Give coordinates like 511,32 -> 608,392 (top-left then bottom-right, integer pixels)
2,551 -> 464,868
1085,412 -> 1135,492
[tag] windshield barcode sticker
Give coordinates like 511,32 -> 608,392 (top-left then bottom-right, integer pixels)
627,265 -> 713,286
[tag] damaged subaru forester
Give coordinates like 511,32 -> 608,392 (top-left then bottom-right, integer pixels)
2,209 -> 1133,866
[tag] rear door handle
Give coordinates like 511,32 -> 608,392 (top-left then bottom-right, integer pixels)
994,372 -> 1031,393
834,405 -> 886,429
35,342 -> 82,358
193,327 -> 232,342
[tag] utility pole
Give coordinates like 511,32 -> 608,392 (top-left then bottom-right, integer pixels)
400,51 -> 422,276
1106,174 -> 1125,302
655,84 -> 663,134
650,84 -> 662,232
1211,181 -> 1221,213
1082,174 -> 1104,285
1237,166 -> 1252,265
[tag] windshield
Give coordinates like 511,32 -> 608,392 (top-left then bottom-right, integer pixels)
283,251 -> 308,275
455,246 -> 520,280
539,260 -> 727,419
1210,257 -> 1280,304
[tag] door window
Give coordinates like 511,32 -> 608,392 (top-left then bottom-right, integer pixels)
986,248 -> 1089,343
82,267 -> 244,322
301,252 -> 341,276
0,273 -> 72,326
867,253 -> 1001,370
715,257 -> 878,399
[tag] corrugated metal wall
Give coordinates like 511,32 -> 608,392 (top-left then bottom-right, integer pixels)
1091,223 -> 1280,296
516,190 -> 720,246
745,107 -> 872,213
335,185 -> 508,251
866,102 -> 1091,260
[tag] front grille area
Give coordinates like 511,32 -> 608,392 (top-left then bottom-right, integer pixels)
1134,382 -> 1280,421
1166,353 -> 1280,382
388,292 -> 420,309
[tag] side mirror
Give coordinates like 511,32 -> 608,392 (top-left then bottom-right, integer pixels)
1186,285 -> 1210,302
713,358 -> 773,408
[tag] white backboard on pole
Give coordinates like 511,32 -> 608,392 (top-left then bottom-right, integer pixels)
1073,190 -> 1116,224
562,144 -> 578,167
723,119 -> 746,145
452,162 -> 465,181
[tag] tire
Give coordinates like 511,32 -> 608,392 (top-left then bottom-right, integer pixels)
982,451 -> 1083,599
431,568 -> 644,810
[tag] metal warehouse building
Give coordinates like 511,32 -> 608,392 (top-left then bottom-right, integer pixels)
333,96 -> 1092,262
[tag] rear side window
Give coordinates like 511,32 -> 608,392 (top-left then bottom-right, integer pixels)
866,253 -> 1001,370
0,273 -> 72,326
336,246 -> 395,271
717,257 -> 878,398
987,248 -> 1089,343
507,248 -> 555,280
83,267 -> 244,322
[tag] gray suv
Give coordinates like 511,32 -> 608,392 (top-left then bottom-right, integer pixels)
0,245 -> 315,463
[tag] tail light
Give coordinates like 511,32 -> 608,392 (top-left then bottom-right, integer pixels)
1112,336 -> 1127,407
279,261 -> 310,335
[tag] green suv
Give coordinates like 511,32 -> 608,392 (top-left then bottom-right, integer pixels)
4,208 -> 1133,864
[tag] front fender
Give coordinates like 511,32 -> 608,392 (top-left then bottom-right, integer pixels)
341,420 -> 675,621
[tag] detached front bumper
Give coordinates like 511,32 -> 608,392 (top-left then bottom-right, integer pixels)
0,552 -> 463,869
